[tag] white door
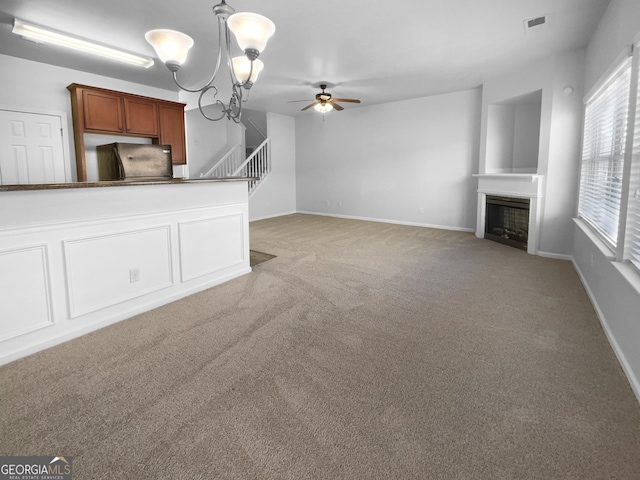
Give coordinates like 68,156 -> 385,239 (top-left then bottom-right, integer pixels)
0,110 -> 67,185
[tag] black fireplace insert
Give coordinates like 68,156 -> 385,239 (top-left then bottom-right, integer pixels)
485,195 -> 530,250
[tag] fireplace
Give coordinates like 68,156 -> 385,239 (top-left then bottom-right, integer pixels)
485,195 -> 530,250
474,173 -> 542,255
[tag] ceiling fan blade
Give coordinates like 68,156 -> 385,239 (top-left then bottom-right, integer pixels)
330,102 -> 344,111
301,101 -> 319,111
332,98 -> 361,103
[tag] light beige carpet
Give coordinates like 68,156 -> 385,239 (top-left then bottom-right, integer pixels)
1,214 -> 639,479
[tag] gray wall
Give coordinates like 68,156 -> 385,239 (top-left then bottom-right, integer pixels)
295,88 -> 482,231
572,0 -> 640,403
185,104 -> 230,178
242,108 -> 268,152
249,113 -> 296,221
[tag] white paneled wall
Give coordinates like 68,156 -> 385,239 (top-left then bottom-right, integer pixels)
0,245 -> 53,341
0,181 -> 251,365
179,214 -> 245,281
64,226 -> 174,317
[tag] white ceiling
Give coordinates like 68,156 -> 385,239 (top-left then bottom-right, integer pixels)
0,0 -> 610,116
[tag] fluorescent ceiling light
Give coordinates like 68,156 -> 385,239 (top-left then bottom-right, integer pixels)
12,19 -> 154,68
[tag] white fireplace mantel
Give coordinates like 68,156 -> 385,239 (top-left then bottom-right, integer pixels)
473,173 -> 544,254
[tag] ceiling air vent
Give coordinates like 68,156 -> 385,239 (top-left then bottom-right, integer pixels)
523,15 -> 548,35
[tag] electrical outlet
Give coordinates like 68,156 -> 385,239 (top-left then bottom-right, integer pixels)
129,268 -> 140,283
338,201 -> 342,207
325,200 -> 329,207
419,207 -> 424,214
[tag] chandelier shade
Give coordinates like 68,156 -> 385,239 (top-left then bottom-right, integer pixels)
145,0 -> 275,122
144,29 -> 194,67
232,56 -> 264,83
227,12 -> 276,54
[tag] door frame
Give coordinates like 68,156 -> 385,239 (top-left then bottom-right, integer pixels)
0,105 -> 74,183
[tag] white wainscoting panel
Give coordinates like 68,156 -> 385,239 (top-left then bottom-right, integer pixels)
0,181 -> 251,365
64,226 -> 173,317
0,244 -> 53,341
179,214 -> 245,282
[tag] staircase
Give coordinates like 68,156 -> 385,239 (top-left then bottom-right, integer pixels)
200,137 -> 271,196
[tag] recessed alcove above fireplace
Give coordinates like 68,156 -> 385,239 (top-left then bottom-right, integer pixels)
485,90 -> 542,174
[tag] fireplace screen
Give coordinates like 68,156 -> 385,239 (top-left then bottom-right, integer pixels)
485,196 -> 530,250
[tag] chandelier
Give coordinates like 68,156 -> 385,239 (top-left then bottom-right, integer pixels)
145,0 -> 275,123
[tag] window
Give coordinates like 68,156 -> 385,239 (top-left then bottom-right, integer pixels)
578,55 -> 633,247
579,42 -> 640,274
626,54 -> 640,271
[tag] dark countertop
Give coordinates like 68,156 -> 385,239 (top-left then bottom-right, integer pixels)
0,177 -> 256,192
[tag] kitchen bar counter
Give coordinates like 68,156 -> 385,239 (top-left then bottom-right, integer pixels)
0,179 -> 252,365
0,177 -> 256,192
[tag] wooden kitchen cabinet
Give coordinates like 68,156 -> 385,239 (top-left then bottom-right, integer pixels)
158,103 -> 186,165
124,97 -> 158,136
68,83 -> 186,181
82,89 -> 124,133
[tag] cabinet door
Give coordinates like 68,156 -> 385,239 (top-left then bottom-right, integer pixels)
124,97 -> 158,136
158,103 -> 186,165
82,89 -> 123,133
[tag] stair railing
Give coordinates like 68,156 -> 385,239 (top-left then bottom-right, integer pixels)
199,141 -> 243,178
233,137 -> 270,195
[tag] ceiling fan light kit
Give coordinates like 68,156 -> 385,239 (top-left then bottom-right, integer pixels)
314,102 -> 333,113
295,83 -> 361,114
145,0 -> 275,122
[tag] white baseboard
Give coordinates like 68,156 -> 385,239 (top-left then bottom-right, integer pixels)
249,210 -> 297,222
571,259 -> 640,405
537,250 -> 573,261
296,211 -> 475,233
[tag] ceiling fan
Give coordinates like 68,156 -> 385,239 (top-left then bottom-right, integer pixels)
290,84 -> 361,112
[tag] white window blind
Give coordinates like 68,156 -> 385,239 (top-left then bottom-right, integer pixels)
578,56 -> 633,246
626,58 -> 640,270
